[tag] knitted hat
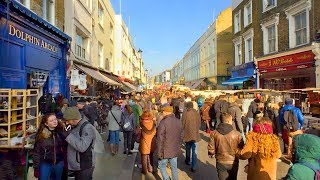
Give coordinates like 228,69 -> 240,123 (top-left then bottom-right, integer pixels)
77,98 -> 86,105
63,107 -> 81,120
62,98 -> 69,105
285,98 -> 293,105
161,105 -> 173,113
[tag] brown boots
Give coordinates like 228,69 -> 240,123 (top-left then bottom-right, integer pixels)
141,154 -> 154,174
110,144 -> 119,156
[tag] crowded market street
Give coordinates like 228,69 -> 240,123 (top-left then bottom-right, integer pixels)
1,0 -> 320,180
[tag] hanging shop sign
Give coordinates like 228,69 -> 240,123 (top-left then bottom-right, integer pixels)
70,69 -> 80,86
8,24 -> 58,53
258,51 -> 315,73
30,71 -> 48,87
78,74 -> 87,90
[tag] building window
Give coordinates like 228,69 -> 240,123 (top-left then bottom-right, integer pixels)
242,28 -> 254,63
267,25 -> 276,53
98,42 -> 103,68
286,1 -> 311,48
212,39 -> 216,56
235,44 -> 242,66
234,11 -> 241,33
75,34 -> 85,59
105,58 -> 110,71
245,38 -> 253,62
233,36 -> 242,66
244,1 -> 252,27
294,11 -> 307,46
98,2 -> 104,26
261,14 -> 279,54
263,0 -> 277,12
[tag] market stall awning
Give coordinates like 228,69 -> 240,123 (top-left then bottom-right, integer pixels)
75,65 -> 121,86
221,77 -> 252,86
191,78 -> 205,89
120,84 -> 134,93
123,82 -> 137,91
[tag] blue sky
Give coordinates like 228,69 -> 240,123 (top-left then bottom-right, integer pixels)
110,0 -> 232,76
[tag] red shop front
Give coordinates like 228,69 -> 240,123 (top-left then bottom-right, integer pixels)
258,50 -> 316,90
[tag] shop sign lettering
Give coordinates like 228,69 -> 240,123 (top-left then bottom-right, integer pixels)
259,63 -> 312,73
8,24 -> 58,53
258,51 -> 315,69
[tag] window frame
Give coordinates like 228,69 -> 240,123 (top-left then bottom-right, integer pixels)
261,14 -> 279,55
285,0 -> 311,48
242,28 -> 254,63
98,2 -> 104,27
233,36 -> 242,66
263,0 -> 277,12
244,1 -> 252,27
234,10 -> 241,34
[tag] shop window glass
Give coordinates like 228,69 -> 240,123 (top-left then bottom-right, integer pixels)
267,25 -> 276,53
295,11 -> 307,46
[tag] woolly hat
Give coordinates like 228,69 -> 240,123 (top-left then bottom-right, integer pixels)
285,98 -> 293,105
63,107 -> 81,120
62,98 -> 69,105
161,105 -> 173,113
77,98 -> 86,105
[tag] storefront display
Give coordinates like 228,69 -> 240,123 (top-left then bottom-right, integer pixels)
258,50 -> 316,90
222,62 -> 256,89
0,1 -> 71,97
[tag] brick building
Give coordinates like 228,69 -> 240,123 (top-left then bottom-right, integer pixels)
225,0 -> 257,89
255,0 -> 320,90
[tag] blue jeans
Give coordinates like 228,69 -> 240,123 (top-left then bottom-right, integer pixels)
109,130 -> 120,145
246,118 -> 254,134
39,161 -> 64,180
185,141 -> 197,169
158,157 -> 178,180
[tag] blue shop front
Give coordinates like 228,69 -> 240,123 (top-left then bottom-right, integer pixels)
0,0 -> 71,97
222,62 -> 256,89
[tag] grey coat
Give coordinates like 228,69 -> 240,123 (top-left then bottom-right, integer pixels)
65,119 -> 96,171
247,101 -> 258,118
228,103 -> 244,133
157,114 -> 183,159
107,105 -> 122,131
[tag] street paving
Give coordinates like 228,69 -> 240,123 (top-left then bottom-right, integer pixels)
133,128 -> 290,180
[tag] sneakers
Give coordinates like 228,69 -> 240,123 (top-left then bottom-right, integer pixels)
130,149 -> 139,153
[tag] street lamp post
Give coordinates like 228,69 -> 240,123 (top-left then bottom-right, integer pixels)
145,69 -> 148,89
226,61 -> 230,76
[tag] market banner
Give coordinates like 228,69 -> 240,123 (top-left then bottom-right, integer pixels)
78,74 -> 87,90
258,51 -> 315,73
70,69 -> 80,86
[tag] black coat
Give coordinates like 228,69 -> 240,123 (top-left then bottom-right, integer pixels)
33,129 -> 65,171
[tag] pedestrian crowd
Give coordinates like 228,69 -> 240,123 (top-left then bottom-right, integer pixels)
32,88 -> 320,180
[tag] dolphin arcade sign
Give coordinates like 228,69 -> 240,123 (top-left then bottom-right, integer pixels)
7,24 -> 59,53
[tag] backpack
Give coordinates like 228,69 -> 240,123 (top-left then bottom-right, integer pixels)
122,114 -> 134,131
300,160 -> 320,180
283,109 -> 299,132
220,101 -> 229,114
209,105 -> 216,120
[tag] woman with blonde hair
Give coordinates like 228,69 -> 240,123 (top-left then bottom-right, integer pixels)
139,111 -> 157,174
237,117 -> 281,180
33,113 -> 66,179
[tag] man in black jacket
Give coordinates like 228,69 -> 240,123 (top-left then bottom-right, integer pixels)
76,98 -> 97,125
